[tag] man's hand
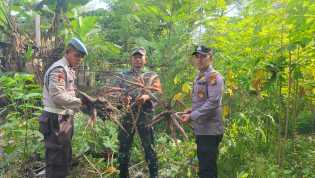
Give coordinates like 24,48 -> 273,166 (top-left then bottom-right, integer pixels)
180,113 -> 191,123
136,94 -> 150,105
184,108 -> 192,114
121,96 -> 132,106
87,108 -> 97,127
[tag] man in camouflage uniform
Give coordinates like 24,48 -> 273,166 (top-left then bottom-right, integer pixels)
116,48 -> 161,178
180,45 -> 224,178
39,38 -> 88,178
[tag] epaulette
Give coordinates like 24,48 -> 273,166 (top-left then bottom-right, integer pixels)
208,71 -> 219,86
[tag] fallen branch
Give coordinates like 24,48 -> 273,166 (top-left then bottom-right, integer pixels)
83,154 -> 103,177
146,110 -> 189,142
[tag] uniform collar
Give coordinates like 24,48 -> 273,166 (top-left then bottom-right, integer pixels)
62,56 -> 77,69
198,65 -> 213,76
129,68 -> 144,75
206,65 -> 213,73
61,57 -> 71,67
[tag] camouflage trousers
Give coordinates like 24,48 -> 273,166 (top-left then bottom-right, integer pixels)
39,111 -> 74,178
118,110 -> 158,178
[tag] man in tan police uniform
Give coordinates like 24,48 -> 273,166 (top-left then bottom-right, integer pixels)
39,38 -> 88,178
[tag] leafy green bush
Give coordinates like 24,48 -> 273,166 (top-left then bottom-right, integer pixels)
296,111 -> 315,134
0,73 -> 43,176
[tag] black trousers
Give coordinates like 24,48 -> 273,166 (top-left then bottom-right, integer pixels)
118,111 -> 158,178
195,135 -> 223,178
39,112 -> 74,178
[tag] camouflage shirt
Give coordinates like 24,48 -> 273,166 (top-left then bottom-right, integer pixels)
115,68 -> 161,112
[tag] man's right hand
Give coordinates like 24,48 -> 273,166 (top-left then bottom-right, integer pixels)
184,108 -> 192,114
121,96 -> 132,106
180,113 -> 191,123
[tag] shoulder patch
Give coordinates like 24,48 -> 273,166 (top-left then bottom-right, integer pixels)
45,65 -> 68,92
208,71 -> 218,86
56,72 -> 65,82
151,78 -> 161,92
50,67 -> 66,83
143,71 -> 157,77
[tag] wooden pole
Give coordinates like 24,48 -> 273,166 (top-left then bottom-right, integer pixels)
35,15 -> 41,47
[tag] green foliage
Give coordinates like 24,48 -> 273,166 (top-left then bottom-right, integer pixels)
155,135 -> 197,177
1,0 -> 315,177
0,73 -> 42,117
72,113 -> 119,156
296,111 -> 315,134
0,73 -> 43,176
283,136 -> 315,178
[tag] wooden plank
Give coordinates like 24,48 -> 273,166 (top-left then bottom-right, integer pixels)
35,15 -> 41,47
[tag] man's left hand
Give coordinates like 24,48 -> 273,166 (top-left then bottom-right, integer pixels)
136,94 -> 150,105
87,108 -> 97,127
